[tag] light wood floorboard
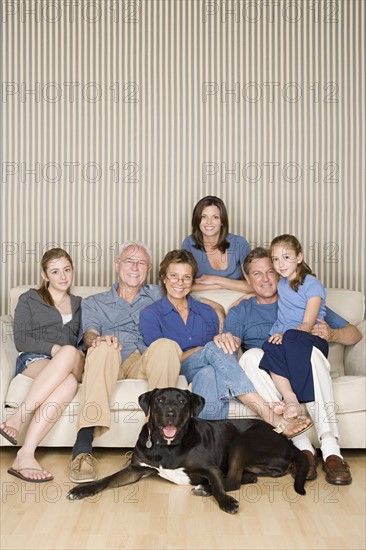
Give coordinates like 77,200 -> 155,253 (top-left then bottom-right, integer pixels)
1,448 -> 365,550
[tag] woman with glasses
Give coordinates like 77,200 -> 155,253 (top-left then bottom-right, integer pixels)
139,250 -> 311,437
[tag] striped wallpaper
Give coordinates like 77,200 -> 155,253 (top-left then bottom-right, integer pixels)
1,0 -> 365,315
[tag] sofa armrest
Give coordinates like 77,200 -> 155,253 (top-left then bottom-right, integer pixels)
344,320 -> 366,376
0,315 -> 17,405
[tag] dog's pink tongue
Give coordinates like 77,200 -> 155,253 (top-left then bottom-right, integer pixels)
163,426 -> 177,438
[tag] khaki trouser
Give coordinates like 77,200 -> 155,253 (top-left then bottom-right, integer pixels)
78,338 -> 182,436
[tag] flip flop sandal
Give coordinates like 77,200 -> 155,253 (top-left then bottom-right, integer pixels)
7,467 -> 54,483
0,425 -> 18,445
273,418 -> 313,439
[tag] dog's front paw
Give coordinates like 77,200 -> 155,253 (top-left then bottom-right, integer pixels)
219,495 -> 239,514
67,484 -> 97,501
192,484 -> 212,497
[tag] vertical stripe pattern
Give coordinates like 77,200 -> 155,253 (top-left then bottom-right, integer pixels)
1,0 -> 365,314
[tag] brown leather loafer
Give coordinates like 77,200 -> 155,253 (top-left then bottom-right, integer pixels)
323,455 -> 352,485
291,450 -> 318,481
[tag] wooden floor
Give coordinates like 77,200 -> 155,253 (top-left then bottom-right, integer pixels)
1,447 -> 365,550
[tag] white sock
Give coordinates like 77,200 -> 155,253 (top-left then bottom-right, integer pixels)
291,433 -> 315,454
320,432 -> 342,461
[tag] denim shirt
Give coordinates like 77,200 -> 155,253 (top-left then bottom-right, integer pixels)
80,283 -> 163,361
139,295 -> 219,352
181,233 -> 250,279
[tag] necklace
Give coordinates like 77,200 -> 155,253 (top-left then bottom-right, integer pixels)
53,294 -> 68,309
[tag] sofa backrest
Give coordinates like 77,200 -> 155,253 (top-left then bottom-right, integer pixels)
9,285 -> 109,318
9,285 -> 365,323
323,289 -> 365,326
7,285 -> 364,380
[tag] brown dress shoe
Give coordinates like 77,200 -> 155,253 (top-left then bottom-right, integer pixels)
323,455 -> 352,485
291,450 -> 318,481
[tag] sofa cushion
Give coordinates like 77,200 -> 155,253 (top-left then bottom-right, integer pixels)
332,375 -> 366,413
325,289 -> 364,326
4,374 -> 189,416
9,285 -> 110,318
226,375 -> 366,417
191,289 -> 244,312
9,285 -> 362,382
10,285 -> 365,321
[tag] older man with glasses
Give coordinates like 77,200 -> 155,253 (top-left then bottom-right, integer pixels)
69,241 -> 182,483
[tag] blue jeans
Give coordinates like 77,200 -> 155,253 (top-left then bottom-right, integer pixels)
180,341 -> 256,420
16,352 -> 51,375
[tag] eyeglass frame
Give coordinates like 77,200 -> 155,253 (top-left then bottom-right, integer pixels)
119,258 -> 150,268
164,274 -> 193,285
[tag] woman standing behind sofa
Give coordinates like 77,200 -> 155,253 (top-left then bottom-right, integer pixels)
139,249 -> 312,437
181,196 -> 251,292
0,248 -> 84,482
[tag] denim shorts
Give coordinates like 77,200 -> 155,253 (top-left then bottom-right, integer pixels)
16,352 -> 51,375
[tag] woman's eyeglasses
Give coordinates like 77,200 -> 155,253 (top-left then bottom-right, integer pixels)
165,275 -> 193,284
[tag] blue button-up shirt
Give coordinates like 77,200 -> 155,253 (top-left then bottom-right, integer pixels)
80,283 -> 163,361
139,295 -> 219,352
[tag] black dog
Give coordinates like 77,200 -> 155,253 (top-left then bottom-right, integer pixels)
67,388 -> 308,513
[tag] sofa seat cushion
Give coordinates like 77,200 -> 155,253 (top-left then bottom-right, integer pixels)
4,375 -> 189,416
225,374 -> 366,419
332,375 -> 366,414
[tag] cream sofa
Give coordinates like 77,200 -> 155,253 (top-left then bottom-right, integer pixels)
1,286 -> 365,449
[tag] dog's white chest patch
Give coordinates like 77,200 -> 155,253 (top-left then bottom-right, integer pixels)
139,463 -> 191,485
157,467 -> 191,485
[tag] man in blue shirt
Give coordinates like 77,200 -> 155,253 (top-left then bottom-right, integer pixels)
215,247 -> 362,485
69,241 -> 183,483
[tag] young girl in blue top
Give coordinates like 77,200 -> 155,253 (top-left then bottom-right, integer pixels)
260,234 -> 329,418
181,196 -> 251,292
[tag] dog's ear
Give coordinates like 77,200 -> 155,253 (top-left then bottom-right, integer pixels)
189,391 -> 205,417
139,389 -> 157,416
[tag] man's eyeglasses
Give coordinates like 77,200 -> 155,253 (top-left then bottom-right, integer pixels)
165,275 -> 193,285
120,258 -> 149,268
